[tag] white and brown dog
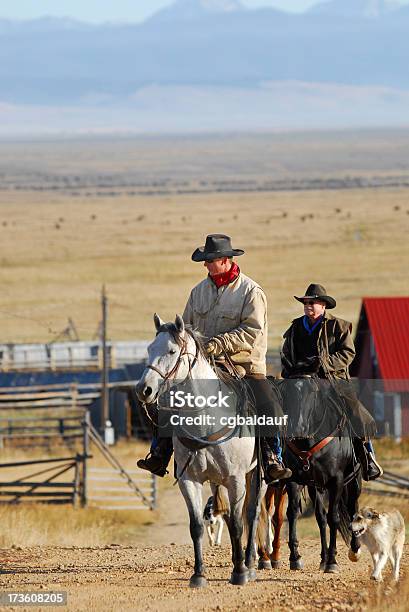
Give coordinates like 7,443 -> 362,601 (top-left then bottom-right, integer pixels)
350,507 -> 405,582
203,496 -> 224,547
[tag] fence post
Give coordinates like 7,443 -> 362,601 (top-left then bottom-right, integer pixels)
73,456 -> 80,507
81,410 -> 90,507
70,383 -> 78,410
393,393 -> 402,443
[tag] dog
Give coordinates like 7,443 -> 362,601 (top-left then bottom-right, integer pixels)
350,507 -> 405,582
203,496 -> 224,547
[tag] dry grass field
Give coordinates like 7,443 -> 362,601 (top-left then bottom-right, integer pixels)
0,131 -> 408,347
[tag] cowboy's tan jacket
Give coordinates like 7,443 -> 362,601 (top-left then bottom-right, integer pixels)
183,272 -> 267,375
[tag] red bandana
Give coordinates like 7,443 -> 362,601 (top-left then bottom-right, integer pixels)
210,262 -> 240,289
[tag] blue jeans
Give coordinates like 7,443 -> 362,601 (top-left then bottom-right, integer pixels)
271,433 -> 283,461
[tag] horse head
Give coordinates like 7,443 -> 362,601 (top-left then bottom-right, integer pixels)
284,377 -> 322,438
135,313 -> 196,404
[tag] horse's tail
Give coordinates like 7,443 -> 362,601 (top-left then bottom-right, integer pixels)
338,496 -> 351,545
213,485 -> 230,516
338,481 -> 354,545
242,473 -> 269,549
338,457 -> 362,546
255,496 -> 269,550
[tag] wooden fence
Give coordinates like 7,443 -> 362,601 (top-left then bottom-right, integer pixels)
87,423 -> 156,510
0,385 -> 156,510
88,468 -> 156,511
0,340 -> 148,371
365,470 -> 409,500
0,454 -> 87,506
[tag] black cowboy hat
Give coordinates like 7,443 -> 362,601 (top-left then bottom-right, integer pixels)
191,234 -> 244,262
294,283 -> 336,309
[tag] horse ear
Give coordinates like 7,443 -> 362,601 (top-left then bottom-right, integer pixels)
175,314 -> 185,334
154,313 -> 164,332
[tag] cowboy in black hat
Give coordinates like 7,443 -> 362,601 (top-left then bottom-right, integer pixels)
281,283 -> 382,480
138,234 -> 292,481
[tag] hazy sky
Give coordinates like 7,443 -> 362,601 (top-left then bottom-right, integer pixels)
1,0 -> 407,24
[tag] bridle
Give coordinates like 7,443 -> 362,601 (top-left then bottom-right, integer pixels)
285,375 -> 348,473
287,375 -> 329,440
145,331 -> 199,385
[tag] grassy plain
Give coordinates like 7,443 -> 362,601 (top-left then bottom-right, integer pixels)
0,131 -> 408,347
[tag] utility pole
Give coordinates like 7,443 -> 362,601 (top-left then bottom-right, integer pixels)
101,285 -> 109,431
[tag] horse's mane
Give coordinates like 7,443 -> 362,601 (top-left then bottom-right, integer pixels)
156,322 -> 206,356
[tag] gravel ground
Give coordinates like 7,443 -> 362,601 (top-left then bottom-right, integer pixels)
1,537 -> 407,611
0,478 -> 407,611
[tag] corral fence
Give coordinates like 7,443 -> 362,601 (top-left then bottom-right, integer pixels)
88,468 -> 156,510
0,383 -> 96,451
0,454 -> 87,506
88,422 -> 156,510
0,340 -> 148,371
365,470 -> 409,500
0,385 -> 156,510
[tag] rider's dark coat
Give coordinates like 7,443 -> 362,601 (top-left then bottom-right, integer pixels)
281,312 -> 376,437
281,312 -> 355,380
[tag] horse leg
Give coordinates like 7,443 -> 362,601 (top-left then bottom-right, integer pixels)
258,485 -> 273,570
258,515 -> 273,570
178,478 -> 207,588
287,481 -> 304,570
308,486 -> 328,571
270,483 -> 286,569
325,476 -> 343,573
244,471 -> 266,579
226,477 -> 248,586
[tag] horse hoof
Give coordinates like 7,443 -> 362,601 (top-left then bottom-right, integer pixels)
248,568 -> 257,582
371,574 -> 382,582
258,559 -> 272,570
324,563 -> 339,574
319,561 -> 326,571
290,559 -> 304,571
230,571 -> 249,586
348,548 -> 361,562
189,575 -> 207,588
270,559 -> 281,569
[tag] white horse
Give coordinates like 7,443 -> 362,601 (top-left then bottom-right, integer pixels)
136,314 -> 265,588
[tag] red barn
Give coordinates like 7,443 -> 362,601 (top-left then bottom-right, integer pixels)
351,297 -> 409,439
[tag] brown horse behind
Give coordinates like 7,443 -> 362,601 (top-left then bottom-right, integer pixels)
257,483 -> 287,569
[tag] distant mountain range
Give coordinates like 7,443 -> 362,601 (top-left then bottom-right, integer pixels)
0,0 -> 409,133
310,0 -> 401,18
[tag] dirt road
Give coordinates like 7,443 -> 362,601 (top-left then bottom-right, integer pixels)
1,482 -> 407,611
